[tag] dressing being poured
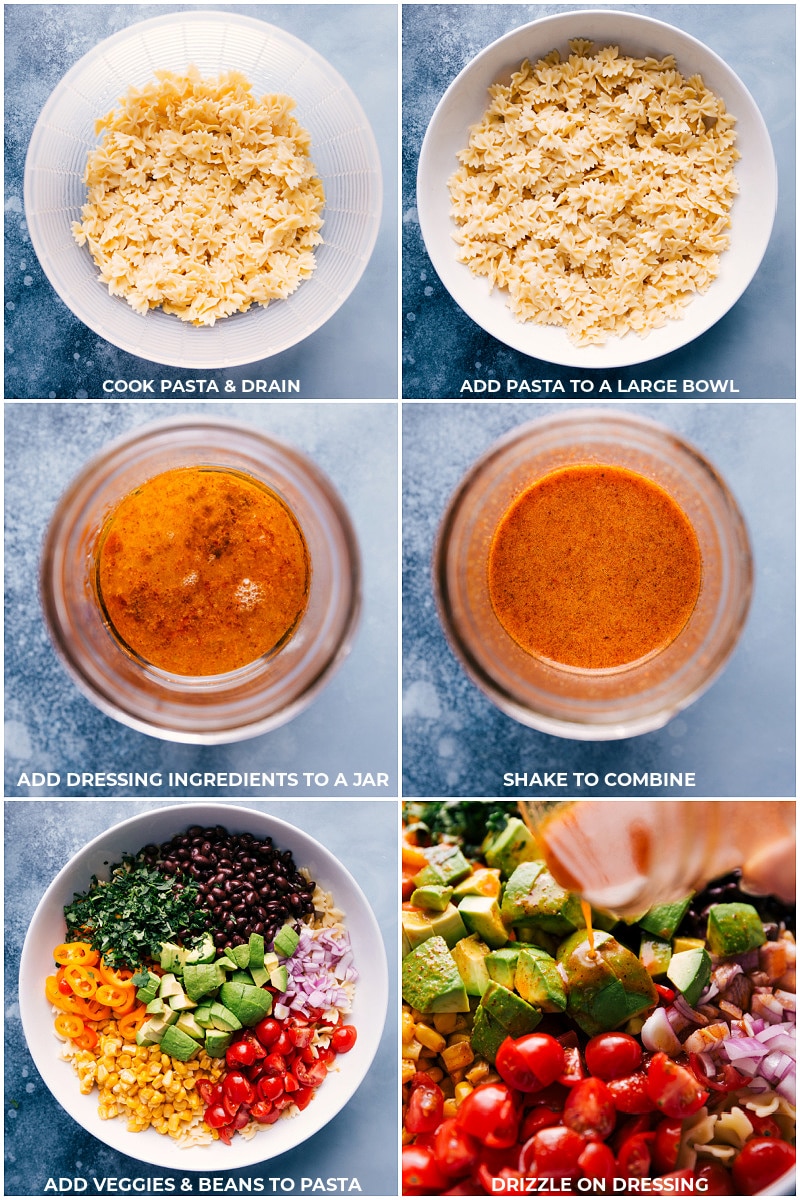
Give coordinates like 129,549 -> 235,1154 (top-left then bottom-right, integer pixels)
94,466 -> 310,676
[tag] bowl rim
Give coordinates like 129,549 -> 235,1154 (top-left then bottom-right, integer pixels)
417,7 -> 778,370
19,801 -> 389,1171
23,8 -> 383,368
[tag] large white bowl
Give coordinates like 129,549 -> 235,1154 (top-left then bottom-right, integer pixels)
24,11 -> 382,369
19,803 -> 388,1170
417,10 -> 777,369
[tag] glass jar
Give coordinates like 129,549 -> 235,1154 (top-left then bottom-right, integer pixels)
40,417 -> 361,744
434,409 -> 752,740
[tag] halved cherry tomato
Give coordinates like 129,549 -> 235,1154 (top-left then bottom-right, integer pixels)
584,1032 -> 643,1081
652,1117 -> 683,1173
607,1070 -> 657,1114
617,1130 -> 654,1177
563,1077 -> 616,1141
226,1040 -> 258,1068
405,1076 -> 445,1135
731,1138 -> 796,1196
455,1083 -> 520,1149
53,942 -> 99,967
250,1099 -> 279,1124
519,1125 -> 585,1181
204,1103 -> 230,1129
258,1076 -> 284,1102
402,1145 -> 449,1196
331,1024 -> 357,1053
431,1117 -> 479,1179
495,1033 -> 565,1093
294,1059 -> 328,1089
520,1106 -> 563,1142
223,1072 -> 255,1107
255,1017 -> 282,1047
578,1139 -> 616,1184
646,1052 -> 709,1119
693,1163 -> 735,1195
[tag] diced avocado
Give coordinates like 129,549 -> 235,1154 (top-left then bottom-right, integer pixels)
453,868 -> 502,900
250,964 -> 271,988
229,943 -> 251,970
175,1012 -> 205,1042
457,895 -> 508,949
484,817 -> 542,878
415,843 -> 472,888
205,1029 -> 234,1057
667,947 -> 712,1007
184,933 -> 217,965
219,981 -> 273,1026
558,931 -> 658,1036
502,865 -> 582,935
451,935 -> 491,997
229,970 -> 253,985
269,965 -> 289,992
638,898 -> 693,942
481,981 -> 542,1036
402,908 -> 434,954
410,884 -> 455,912
515,948 -> 567,1013
183,962 -> 226,1002
512,924 -> 560,957
194,1004 -> 215,1029
146,997 -> 166,1015
168,991 -> 198,1012
401,936 -> 470,1014
485,946 -> 523,990
427,904 -> 469,949
160,943 -> 185,972
706,903 -> 766,957
500,862 -> 546,924
215,955 -> 238,971
208,1002 -> 242,1032
640,935 -> 672,977
136,1011 -> 178,1045
273,924 -> 300,958
158,973 -> 182,999
673,936 -> 705,954
249,933 -> 266,971
264,952 -> 280,972
470,1003 -> 508,1065
135,970 -> 161,1004
160,1024 -> 201,1062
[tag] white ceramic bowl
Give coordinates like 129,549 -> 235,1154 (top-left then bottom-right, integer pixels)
19,803 -> 388,1170
417,9 -> 777,369
24,11 -> 382,369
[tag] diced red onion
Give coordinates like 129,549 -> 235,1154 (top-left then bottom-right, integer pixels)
642,1007 -> 683,1056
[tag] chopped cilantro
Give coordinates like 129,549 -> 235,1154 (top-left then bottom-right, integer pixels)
63,854 -> 211,970
403,801 -> 519,855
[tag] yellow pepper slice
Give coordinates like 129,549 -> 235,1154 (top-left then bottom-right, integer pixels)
54,1013 -> 85,1040
62,964 -> 99,999
95,983 -> 130,1009
53,942 -> 99,967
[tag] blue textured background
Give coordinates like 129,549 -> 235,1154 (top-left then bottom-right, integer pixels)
402,402 -> 796,797
5,4 -> 398,399
4,799 -> 397,1195
402,4 -> 796,398
5,403 -> 398,796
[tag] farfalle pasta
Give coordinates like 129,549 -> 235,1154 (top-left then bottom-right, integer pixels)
72,67 -> 324,325
448,40 -> 739,345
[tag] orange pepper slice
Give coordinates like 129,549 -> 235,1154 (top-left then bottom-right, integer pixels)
113,988 -> 139,1017
402,841 -> 429,870
95,983 -> 129,1009
117,1005 -> 147,1038
98,961 -> 136,990
54,1013 -> 85,1040
73,1027 -> 99,1051
53,942 -> 99,968
63,964 -> 99,999
46,975 -> 89,1015
79,998 -> 113,1022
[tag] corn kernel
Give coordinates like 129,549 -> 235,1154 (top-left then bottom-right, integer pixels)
415,1024 -> 447,1053
442,1098 -> 458,1120
466,1061 -> 491,1086
455,1082 -> 474,1104
432,1012 -> 458,1034
402,1060 -> 417,1084
442,1041 -> 475,1072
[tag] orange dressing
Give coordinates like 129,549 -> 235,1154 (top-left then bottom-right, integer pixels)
580,897 -> 597,958
95,466 -> 310,676
488,464 -> 702,670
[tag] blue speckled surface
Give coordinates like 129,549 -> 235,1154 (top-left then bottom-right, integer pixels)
402,402 -> 796,797
4,799 -> 397,1195
402,4 -> 796,398
5,403 -> 398,796
4,4 -> 398,399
